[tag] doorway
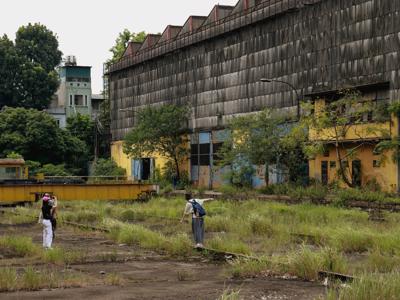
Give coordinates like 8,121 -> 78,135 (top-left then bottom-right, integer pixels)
352,160 -> 362,187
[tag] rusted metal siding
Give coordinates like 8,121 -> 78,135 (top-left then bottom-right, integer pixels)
109,0 -> 400,141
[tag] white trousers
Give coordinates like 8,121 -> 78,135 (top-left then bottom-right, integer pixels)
42,219 -> 53,249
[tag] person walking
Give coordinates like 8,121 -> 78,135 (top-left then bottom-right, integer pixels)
180,192 -> 215,248
38,193 -> 54,249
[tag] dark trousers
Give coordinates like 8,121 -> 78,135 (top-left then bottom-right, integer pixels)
191,218 -> 204,244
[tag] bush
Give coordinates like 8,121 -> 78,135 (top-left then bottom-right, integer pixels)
38,163 -> 71,176
93,158 -> 126,177
259,184 -> 289,195
333,189 -> 386,206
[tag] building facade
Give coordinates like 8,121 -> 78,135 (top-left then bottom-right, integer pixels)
48,56 -> 97,127
108,0 -> 400,190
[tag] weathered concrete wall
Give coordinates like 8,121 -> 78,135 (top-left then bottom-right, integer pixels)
109,0 -> 400,141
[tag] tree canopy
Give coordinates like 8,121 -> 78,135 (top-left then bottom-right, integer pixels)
0,23 -> 62,109
0,107 -> 88,174
107,29 -> 146,64
123,104 -> 190,179
220,109 -> 307,186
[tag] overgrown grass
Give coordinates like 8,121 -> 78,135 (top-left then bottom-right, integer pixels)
217,287 -> 241,300
0,268 -> 17,292
0,236 -> 39,257
108,221 -> 193,256
327,272 -> 400,300
0,267 -> 86,292
208,235 -> 251,255
228,258 -> 270,279
42,247 -> 87,265
30,196 -> 400,284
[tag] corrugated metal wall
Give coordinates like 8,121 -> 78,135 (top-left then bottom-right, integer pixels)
109,0 -> 400,141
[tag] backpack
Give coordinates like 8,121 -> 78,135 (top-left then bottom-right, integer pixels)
191,200 -> 206,217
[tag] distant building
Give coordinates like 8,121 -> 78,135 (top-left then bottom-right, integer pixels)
48,56 -> 102,127
108,0 -> 400,191
91,93 -> 105,118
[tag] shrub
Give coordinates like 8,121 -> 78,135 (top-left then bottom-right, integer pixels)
333,189 -> 386,206
304,185 -> 328,201
38,163 -> 71,176
259,184 -> 289,195
93,158 -> 126,177
288,186 -> 307,201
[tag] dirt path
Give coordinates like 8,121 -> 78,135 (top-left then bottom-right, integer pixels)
0,220 -> 326,299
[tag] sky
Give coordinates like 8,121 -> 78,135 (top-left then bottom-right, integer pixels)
1,0 -> 239,93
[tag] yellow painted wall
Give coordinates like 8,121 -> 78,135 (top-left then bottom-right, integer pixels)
309,99 -> 395,142
111,140 -> 188,179
309,144 -> 398,192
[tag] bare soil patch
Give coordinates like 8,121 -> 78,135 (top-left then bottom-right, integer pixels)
0,213 -> 325,299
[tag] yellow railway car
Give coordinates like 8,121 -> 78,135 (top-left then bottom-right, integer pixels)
0,182 -> 158,205
0,159 -> 158,205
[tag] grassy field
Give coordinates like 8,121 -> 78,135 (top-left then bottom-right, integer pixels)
7,196 -> 400,299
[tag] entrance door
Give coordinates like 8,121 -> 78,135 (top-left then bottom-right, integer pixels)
141,158 -> 151,180
321,161 -> 328,185
352,160 -> 362,187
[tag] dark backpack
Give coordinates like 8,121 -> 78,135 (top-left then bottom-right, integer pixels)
191,200 -> 206,217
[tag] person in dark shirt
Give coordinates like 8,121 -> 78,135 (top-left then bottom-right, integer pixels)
38,193 -> 54,249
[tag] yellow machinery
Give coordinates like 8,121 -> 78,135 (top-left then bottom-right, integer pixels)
0,159 -> 158,205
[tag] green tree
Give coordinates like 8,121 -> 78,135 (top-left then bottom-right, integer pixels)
15,23 -> 62,72
0,24 -> 62,109
67,113 -> 95,158
123,104 -> 190,180
0,107 -> 88,174
0,35 -> 21,107
108,29 -> 146,63
219,109 -> 307,186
